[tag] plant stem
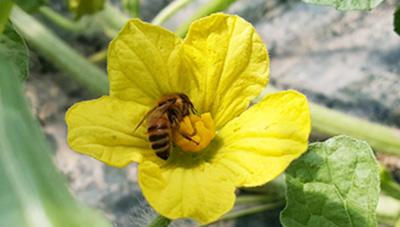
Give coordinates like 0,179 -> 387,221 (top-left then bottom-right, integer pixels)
151,0 -> 194,25
40,4 -> 127,38
10,7 -> 108,96
308,101 -> 400,156
207,201 -> 284,225
148,215 -> 171,227
96,2 -> 128,37
38,6 -> 85,33
235,195 -> 278,205
175,0 -> 238,36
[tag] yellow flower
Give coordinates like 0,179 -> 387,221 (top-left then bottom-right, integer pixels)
65,13 -> 311,224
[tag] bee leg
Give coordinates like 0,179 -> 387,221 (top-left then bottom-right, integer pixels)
168,109 -> 181,125
170,116 -> 180,128
190,103 -> 197,114
179,131 -> 200,145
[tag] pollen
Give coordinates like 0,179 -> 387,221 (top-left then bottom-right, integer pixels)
173,113 -> 216,152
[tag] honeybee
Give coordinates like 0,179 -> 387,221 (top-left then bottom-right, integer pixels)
136,93 -> 197,160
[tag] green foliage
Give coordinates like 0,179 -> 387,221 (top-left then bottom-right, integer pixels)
281,136 -> 380,227
302,0 -> 384,10
68,0 -> 105,19
380,166 -> 400,200
148,215 -> 172,227
0,0 -> 46,33
395,7 -> 400,36
0,22 -> 28,80
0,23 -> 110,227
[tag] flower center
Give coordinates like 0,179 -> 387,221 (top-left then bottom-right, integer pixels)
172,113 -> 215,152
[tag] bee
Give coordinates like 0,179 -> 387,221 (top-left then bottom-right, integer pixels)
135,93 -> 197,160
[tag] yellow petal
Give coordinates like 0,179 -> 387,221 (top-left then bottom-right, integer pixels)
138,160 -> 236,224
108,19 -> 195,106
215,90 -> 311,187
65,96 -> 159,167
183,13 -> 270,129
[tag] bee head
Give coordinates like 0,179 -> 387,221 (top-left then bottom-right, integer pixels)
178,93 -> 196,115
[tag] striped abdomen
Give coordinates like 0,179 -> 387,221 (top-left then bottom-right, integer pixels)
147,114 -> 171,160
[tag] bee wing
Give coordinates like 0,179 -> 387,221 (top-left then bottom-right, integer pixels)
133,103 -> 172,132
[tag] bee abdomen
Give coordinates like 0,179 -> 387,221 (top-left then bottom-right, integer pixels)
149,133 -> 169,142
150,137 -> 170,150
151,138 -> 170,160
148,123 -> 171,160
148,123 -> 168,131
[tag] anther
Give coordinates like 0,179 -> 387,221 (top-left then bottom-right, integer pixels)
172,113 -> 215,152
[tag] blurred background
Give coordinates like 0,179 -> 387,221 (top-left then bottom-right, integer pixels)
6,0 -> 400,226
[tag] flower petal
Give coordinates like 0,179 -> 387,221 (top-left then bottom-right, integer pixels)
183,13 -> 270,128
108,19 -> 193,105
65,96 -> 158,167
215,90 -> 311,187
138,160 -> 236,224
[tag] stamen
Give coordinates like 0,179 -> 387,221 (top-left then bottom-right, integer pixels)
173,113 -> 216,152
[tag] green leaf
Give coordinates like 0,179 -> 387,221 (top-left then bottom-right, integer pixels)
68,0 -> 105,19
302,0 -> 384,11
14,0 -> 47,12
395,7 -> 400,36
281,136 -> 380,227
122,0 -> 140,18
380,166 -> 400,200
0,24 -> 110,227
0,22 -> 28,80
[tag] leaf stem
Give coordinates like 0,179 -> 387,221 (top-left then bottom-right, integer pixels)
175,0 -> 238,37
38,6 -> 85,33
203,201 -> 284,226
376,194 -> 400,226
151,0 -> 194,25
10,7 -> 108,96
40,3 -> 128,38
148,215 -> 171,227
